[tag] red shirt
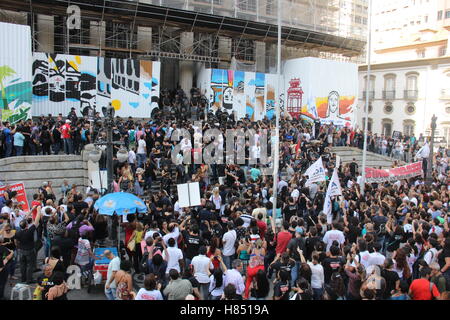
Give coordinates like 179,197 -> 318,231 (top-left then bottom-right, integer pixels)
409,279 -> 440,300
257,220 -> 267,240
60,124 -> 71,139
275,231 -> 292,255
31,200 -> 41,220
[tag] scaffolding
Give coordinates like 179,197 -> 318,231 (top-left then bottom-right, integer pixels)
0,0 -> 368,67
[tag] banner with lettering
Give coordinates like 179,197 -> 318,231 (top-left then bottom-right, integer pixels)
0,182 -> 30,212
365,162 -> 423,183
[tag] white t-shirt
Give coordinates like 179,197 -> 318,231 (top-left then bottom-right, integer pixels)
163,227 -> 180,247
352,250 -> 371,269
41,205 -> 56,216
291,189 -> 300,200
323,229 -> 345,252
222,230 -> 237,256
128,150 -> 136,164
144,229 -> 160,240
164,246 -> 183,273
366,252 -> 386,274
307,262 -> 324,289
191,254 -> 213,284
137,139 -> 146,154
1,206 -> 12,216
424,248 -> 438,266
135,288 -> 163,300
107,256 -> 121,289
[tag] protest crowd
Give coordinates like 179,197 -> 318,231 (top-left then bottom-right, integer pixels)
0,87 -> 449,301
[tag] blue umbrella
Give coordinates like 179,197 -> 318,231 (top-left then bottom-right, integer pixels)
94,192 -> 147,216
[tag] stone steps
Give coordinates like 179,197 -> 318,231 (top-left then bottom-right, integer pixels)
0,154 -> 87,203
331,146 -> 404,169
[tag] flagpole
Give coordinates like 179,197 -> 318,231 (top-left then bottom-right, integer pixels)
360,0 -> 372,195
272,0 -> 282,221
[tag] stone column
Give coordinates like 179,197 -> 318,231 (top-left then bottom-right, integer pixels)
255,41 -> 266,73
37,14 -> 54,53
179,32 -> 194,94
90,20 -> 105,56
137,26 -> 152,53
218,36 -> 232,69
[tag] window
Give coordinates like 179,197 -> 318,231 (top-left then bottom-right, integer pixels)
238,0 -> 256,12
403,120 -> 415,136
424,16 -> 428,23
446,103 -> 450,114
266,0 -> 274,15
384,102 -> 393,114
406,73 -> 418,91
355,16 -> 362,24
405,103 -> 416,115
382,119 -> 393,137
364,75 -> 376,91
439,46 -> 447,57
446,10 -> 450,19
416,49 -> 425,58
438,10 -> 443,20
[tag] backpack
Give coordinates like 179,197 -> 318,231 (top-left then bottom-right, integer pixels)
129,130 -> 136,142
68,220 -> 82,245
377,223 -> 387,236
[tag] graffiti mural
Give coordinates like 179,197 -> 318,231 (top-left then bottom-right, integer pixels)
0,22 -> 33,124
199,68 -> 278,121
31,54 -> 160,118
233,71 -> 245,119
265,74 -> 277,120
255,73 -> 265,120
283,57 -> 358,127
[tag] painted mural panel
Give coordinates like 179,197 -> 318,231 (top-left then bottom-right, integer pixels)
0,22 -> 32,124
233,71 -> 245,119
265,73 -> 277,120
31,54 -> 160,118
79,56 -> 97,115
210,69 -> 226,113
254,73 -> 265,121
244,72 -> 256,120
283,57 -> 357,126
151,62 -> 161,113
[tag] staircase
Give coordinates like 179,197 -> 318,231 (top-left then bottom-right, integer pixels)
330,146 -> 405,169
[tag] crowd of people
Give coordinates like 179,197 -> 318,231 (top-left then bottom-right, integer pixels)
0,87 -> 449,301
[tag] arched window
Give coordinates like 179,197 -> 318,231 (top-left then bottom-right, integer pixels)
405,72 -> 419,100
403,119 -> 415,136
382,118 -> 393,137
363,75 -> 375,99
383,73 -> 396,100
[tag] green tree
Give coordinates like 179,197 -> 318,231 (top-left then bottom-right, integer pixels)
0,65 -> 16,110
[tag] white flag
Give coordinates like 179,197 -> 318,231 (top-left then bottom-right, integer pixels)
305,157 -> 326,187
324,168 -> 342,224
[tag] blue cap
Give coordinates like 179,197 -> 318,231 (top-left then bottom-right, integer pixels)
295,227 -> 304,235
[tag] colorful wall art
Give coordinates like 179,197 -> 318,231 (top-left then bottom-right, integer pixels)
32,54 -> 160,118
283,57 -> 358,127
0,22 -> 32,124
199,68 -> 278,121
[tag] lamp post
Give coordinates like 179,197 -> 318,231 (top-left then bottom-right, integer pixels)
87,104 -> 128,193
360,0 -> 372,195
426,114 -> 437,184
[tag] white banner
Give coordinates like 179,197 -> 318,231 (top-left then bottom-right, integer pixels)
305,157 -> 326,187
324,168 -> 342,224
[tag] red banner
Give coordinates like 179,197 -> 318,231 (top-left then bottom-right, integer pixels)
0,182 -> 30,212
365,161 -> 423,183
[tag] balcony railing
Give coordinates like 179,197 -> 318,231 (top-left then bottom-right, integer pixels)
382,90 -> 396,100
404,90 -> 418,100
362,91 -> 375,100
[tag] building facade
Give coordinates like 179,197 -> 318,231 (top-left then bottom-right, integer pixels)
0,0 -> 367,93
357,0 -> 450,147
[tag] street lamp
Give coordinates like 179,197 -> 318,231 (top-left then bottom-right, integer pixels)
85,103 -> 127,193
426,114 -> 437,184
